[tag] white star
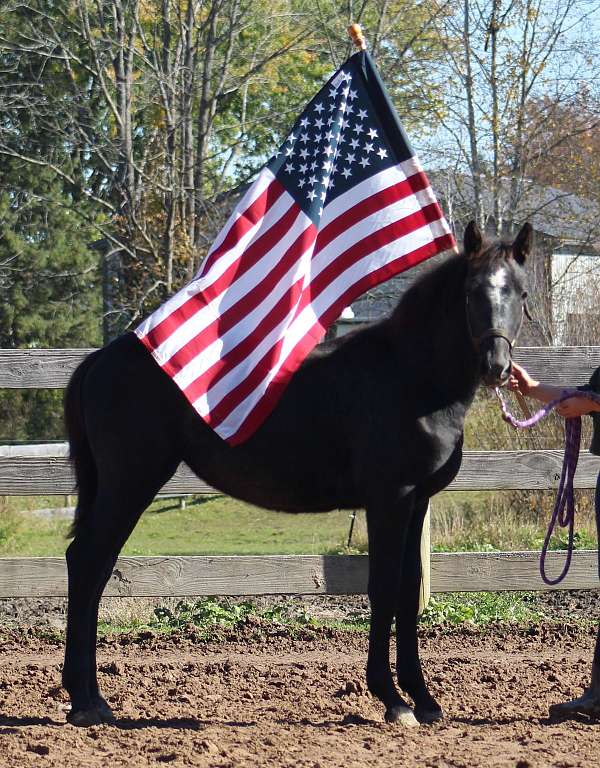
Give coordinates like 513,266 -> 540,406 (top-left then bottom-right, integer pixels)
299,117 -> 309,128
342,71 -> 352,82
364,142 -> 374,154
346,152 -> 356,163
313,102 -> 324,114
314,117 -> 324,130
299,162 -> 308,173
285,162 -> 294,172
329,177 -> 335,187
340,119 -> 349,130
377,147 -> 388,160
330,163 -> 337,175
298,178 -> 306,188
367,127 -> 378,139
348,89 -> 358,100
307,188 -> 317,201
318,206 -> 323,216
321,174 -> 330,186
322,159 -> 332,172
285,145 -> 295,156
310,161 -> 318,171
324,145 -> 334,157
341,86 -> 350,97
337,134 -> 346,145
337,116 -> 345,128
300,132 -> 310,144
299,148 -> 309,160
357,108 -> 368,120
349,138 -> 360,149
359,156 -> 370,168
342,167 -> 352,179
329,101 -> 337,111
329,86 -> 338,98
346,104 -> 354,115
308,175 -> 318,186
327,116 -> 335,126
352,123 -> 364,135
325,130 -> 335,142
338,101 -> 347,112
286,132 -> 296,143
320,190 -> 327,201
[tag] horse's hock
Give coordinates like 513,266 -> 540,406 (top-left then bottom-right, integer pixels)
0,346 -> 599,599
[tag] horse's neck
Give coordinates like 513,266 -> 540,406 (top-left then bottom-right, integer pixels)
389,259 -> 480,409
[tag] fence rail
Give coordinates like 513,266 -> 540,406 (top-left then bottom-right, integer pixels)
0,345 -> 598,599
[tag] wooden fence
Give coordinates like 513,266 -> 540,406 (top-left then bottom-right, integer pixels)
0,346 -> 599,599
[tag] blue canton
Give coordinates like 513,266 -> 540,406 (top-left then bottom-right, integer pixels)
267,54 -> 412,226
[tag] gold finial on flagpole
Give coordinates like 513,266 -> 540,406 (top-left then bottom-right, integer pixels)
348,23 -> 366,51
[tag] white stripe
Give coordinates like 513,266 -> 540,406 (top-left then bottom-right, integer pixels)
203,168 -> 276,263
135,170 -> 279,339
144,189 -> 296,362
214,219 -> 445,439
173,211 -> 315,390
319,165 -> 407,228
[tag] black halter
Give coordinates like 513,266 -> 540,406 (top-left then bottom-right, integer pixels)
465,295 -> 524,352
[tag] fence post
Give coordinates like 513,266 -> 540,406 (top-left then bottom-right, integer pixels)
418,503 -> 431,615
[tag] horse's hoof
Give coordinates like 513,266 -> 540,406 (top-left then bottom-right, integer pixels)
415,705 -> 444,724
549,689 -> 600,720
384,705 -> 419,727
93,696 -> 116,723
66,707 -> 103,727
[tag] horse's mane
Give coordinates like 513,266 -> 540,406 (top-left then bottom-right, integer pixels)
389,239 -> 513,330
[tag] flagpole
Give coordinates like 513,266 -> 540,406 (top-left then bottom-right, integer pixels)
348,23 -> 367,50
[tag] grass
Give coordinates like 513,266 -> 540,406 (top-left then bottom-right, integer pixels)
0,489 -> 596,557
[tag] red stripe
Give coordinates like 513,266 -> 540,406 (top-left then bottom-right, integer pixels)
314,171 -> 430,256
199,177 -> 285,279
142,179 -> 286,350
162,219 -> 317,385
206,209 -> 449,432
226,231 -> 455,444
145,185 -> 294,351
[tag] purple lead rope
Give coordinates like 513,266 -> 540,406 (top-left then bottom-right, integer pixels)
495,387 -> 600,586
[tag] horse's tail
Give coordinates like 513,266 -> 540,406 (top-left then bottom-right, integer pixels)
64,349 -> 103,538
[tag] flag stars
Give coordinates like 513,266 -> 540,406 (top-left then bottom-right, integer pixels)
325,130 -> 335,142
357,108 -> 368,120
322,160 -> 332,172
308,174 -> 318,186
307,189 -> 317,201
349,137 -> 360,149
348,89 -> 358,100
324,145 -> 334,157
298,178 -> 306,188
342,167 -> 352,179
377,147 -> 388,160
313,102 -> 324,114
352,123 -> 364,135
364,142 -> 374,154
298,162 -> 308,173
286,132 -> 296,143
367,127 -> 378,139
299,117 -> 310,128
314,117 -> 324,130
359,156 -> 370,168
285,162 -> 294,172
285,145 -> 295,157
329,86 -> 338,98
320,190 -> 327,201
346,152 -> 356,163
300,132 -> 310,144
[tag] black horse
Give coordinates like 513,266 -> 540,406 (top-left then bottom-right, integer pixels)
62,220 -> 532,727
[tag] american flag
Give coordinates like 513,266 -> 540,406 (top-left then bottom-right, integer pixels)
136,51 -> 456,444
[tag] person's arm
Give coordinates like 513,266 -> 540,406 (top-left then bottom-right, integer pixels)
509,361 -> 600,417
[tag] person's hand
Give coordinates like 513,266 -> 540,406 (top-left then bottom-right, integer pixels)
555,396 -> 595,418
508,361 -> 538,397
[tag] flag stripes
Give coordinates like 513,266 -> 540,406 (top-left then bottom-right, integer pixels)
137,159 -> 452,442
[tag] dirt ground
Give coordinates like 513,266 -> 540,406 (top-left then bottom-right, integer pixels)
0,623 -> 598,768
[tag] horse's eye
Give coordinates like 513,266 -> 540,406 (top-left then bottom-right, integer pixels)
522,291 -> 528,299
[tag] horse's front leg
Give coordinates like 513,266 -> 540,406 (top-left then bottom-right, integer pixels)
365,489 -> 419,727
395,497 -> 443,724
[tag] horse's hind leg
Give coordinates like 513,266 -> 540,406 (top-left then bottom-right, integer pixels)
395,497 -> 442,724
63,465 -> 177,726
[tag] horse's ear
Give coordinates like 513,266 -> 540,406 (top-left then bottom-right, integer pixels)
512,223 -> 532,264
463,220 -> 482,257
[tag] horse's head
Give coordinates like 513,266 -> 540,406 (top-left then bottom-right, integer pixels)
463,220 -> 531,387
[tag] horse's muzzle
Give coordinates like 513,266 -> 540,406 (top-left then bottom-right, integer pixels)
480,338 -> 512,387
